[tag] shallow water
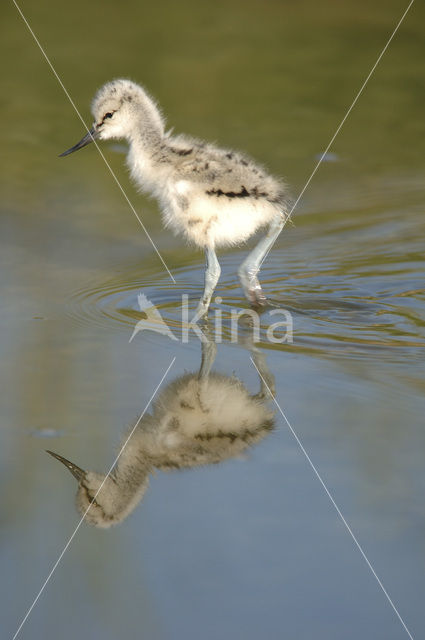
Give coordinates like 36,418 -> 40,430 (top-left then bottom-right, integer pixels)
2,1 -> 425,639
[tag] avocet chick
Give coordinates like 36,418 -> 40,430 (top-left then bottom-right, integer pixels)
47,340 -> 275,528
61,79 -> 290,316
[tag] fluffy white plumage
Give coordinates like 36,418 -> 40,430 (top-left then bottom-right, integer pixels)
48,369 -> 275,528
61,79 -> 289,312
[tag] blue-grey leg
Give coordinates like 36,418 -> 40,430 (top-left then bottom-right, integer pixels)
251,344 -> 276,399
238,212 -> 286,306
240,332 -> 276,398
198,335 -> 217,379
195,246 -> 221,317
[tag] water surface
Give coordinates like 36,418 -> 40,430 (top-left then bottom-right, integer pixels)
1,1 -> 425,639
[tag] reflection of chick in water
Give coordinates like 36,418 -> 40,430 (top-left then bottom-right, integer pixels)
48,342 -> 275,528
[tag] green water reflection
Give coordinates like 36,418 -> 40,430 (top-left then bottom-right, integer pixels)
2,1 -> 425,639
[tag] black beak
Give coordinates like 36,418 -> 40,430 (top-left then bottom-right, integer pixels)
46,450 -> 86,483
59,126 -> 99,157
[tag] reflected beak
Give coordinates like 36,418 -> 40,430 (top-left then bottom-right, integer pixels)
59,126 -> 99,157
46,450 -> 86,483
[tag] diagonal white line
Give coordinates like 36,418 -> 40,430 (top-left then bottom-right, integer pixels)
289,0 -> 415,220
12,0 -> 176,284
12,357 -> 176,640
250,356 -> 414,640
260,0 -> 415,269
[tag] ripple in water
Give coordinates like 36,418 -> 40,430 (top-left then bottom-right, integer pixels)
67,223 -> 425,363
